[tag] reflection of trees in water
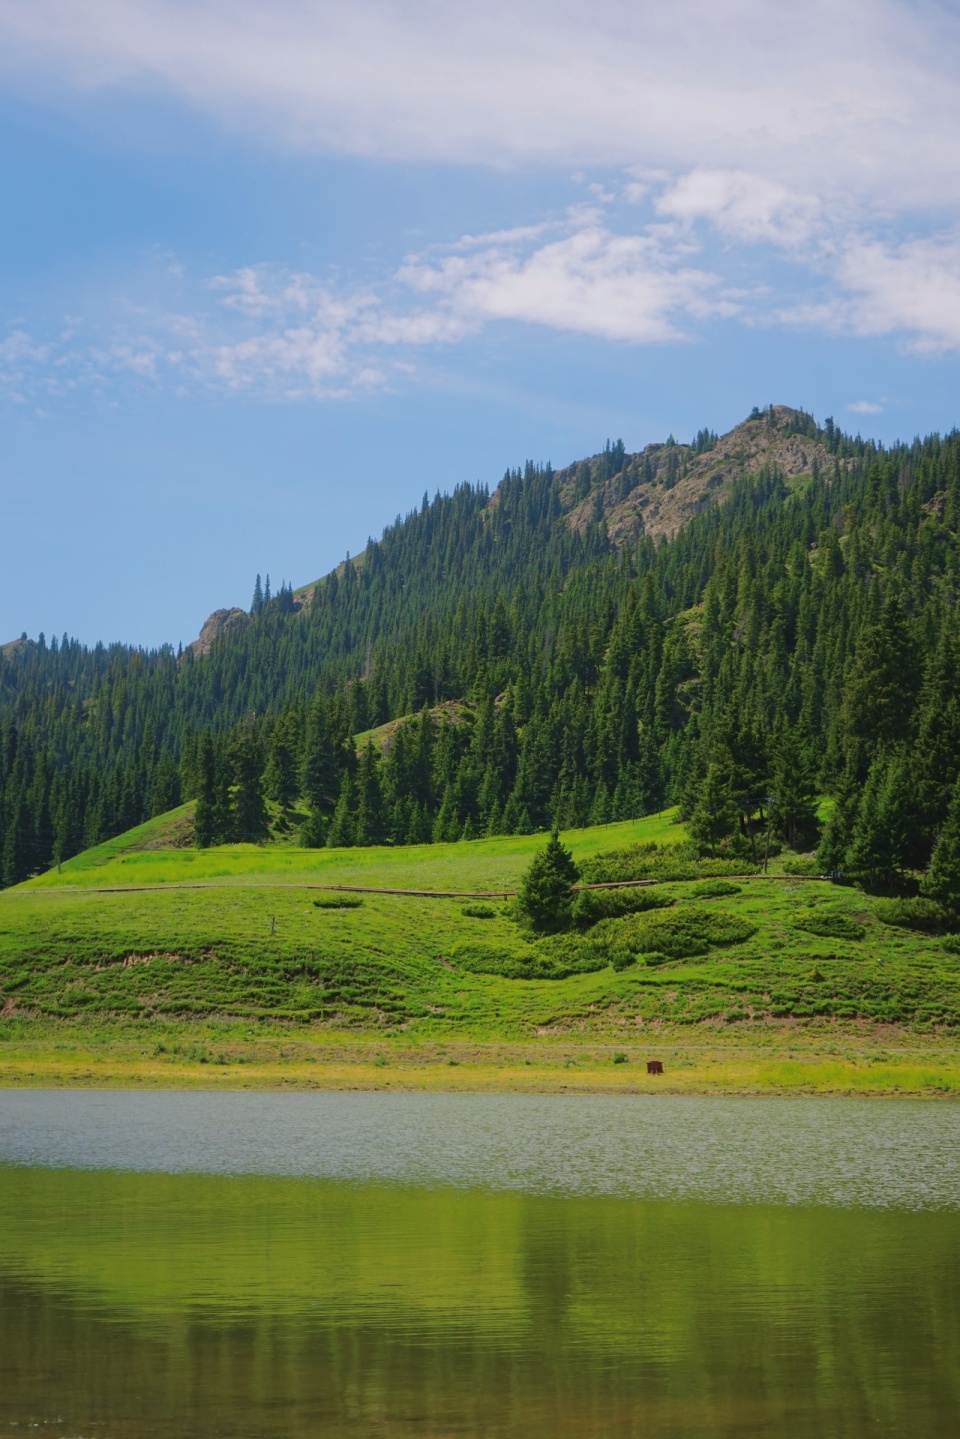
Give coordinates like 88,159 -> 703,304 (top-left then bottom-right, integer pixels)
518,1206 -> 576,1337
4,1171 -> 960,1439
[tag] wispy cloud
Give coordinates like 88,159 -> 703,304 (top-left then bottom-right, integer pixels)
399,217 -> 732,343
0,206 -> 744,403
8,181 -> 960,407
2,3 -> 960,396
1,1 -> 960,212
780,232 -> 960,354
847,399 -> 885,415
654,169 -> 820,248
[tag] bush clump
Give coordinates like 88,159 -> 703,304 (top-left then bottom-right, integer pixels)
792,912 -> 866,942
449,935 -> 606,981
689,880 -> 742,899
313,895 -> 363,909
571,886 -> 674,926
579,841 -> 754,886
592,906 -> 757,964
875,897 -> 952,933
461,903 -> 496,919
781,856 -> 821,877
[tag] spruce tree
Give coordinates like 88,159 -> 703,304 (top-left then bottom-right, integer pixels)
193,732 -> 218,848
232,726 -> 268,844
921,780 -> 960,913
265,711 -> 300,809
688,761 -> 738,856
302,698 -> 340,815
845,750 -> 918,890
771,723 -> 819,850
354,744 -> 389,846
517,832 -> 580,932
327,776 -> 356,848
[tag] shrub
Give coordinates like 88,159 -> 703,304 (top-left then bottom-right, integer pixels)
592,906 -> 757,964
449,935 -> 605,981
942,936 -> 960,956
580,840 -> 754,886
613,1051 -> 628,1064
461,904 -> 496,919
571,886 -> 674,926
875,897 -> 952,933
313,895 -> 363,909
689,880 -> 742,899
782,856 -> 821,876
792,913 -> 866,941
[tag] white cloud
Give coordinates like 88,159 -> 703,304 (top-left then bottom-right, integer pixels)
8,193 -> 960,404
3,2 -> 960,381
0,206 -> 749,404
836,237 -> 960,352
1,1 -> 960,211
400,220 -> 730,343
655,170 -> 820,247
781,233 -> 960,353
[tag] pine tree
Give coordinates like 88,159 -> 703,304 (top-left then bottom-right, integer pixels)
353,744 -> 389,846
921,780 -> 960,913
302,698 -> 340,814
232,725 -> 268,844
193,732 -> 218,848
688,761 -> 739,856
517,832 -> 580,932
327,776 -> 356,848
265,711 -> 300,809
845,750 -> 918,890
771,723 -> 819,850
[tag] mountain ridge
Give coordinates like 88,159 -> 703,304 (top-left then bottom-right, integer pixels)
277,403 -> 836,631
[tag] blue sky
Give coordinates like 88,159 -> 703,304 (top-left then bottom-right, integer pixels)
4,1 -> 960,648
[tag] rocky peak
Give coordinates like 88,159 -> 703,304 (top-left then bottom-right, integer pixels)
556,405 -> 839,546
189,607 -> 250,656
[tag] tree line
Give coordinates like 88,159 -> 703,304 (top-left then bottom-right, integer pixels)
2,408 -> 960,902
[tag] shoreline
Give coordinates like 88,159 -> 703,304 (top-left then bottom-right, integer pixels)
2,1025 -> 960,1097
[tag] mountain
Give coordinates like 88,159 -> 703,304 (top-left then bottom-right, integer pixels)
281,404 -> 835,620
2,403 -> 959,906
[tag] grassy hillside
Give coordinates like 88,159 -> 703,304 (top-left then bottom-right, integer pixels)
2,808 -> 960,1095
22,810 -> 681,890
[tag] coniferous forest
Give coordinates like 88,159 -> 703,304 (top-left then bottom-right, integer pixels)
2,405 -> 960,898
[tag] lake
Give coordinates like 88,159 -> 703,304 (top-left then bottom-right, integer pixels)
1,1091 -> 959,1437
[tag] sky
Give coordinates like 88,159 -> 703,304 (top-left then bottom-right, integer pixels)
5,1 -> 960,648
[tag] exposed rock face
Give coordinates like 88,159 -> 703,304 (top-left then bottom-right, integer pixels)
556,406 -> 840,546
189,607 -> 250,656
212,407 -> 840,636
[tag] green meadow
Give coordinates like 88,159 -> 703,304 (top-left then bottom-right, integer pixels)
3,807 -> 960,1094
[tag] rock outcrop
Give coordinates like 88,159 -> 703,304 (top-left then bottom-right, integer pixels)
189,607 -> 250,656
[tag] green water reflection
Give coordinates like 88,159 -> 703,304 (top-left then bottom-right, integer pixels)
1,1164 -> 958,1437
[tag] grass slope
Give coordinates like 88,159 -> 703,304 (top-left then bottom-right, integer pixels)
3,809 -> 960,1093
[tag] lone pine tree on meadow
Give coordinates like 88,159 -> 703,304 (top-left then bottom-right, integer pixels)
517,832 -> 580,932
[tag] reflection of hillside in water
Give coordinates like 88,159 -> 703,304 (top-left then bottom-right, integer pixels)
2,1165 -> 960,1437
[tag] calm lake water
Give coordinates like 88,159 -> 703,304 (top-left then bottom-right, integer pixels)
1,1092 -> 959,1437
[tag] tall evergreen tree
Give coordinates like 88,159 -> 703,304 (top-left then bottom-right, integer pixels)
921,780 -> 960,913
517,832 -> 580,932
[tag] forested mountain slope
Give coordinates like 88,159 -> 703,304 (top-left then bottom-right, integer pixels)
2,404 -> 959,900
